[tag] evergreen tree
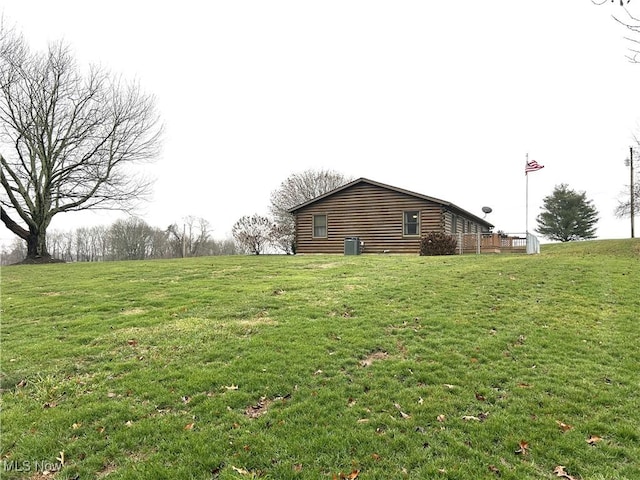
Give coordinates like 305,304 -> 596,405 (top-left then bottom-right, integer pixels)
536,184 -> 599,242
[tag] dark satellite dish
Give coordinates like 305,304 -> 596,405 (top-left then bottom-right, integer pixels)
481,206 -> 492,218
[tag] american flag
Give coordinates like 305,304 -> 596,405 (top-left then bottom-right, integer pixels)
525,160 -> 544,175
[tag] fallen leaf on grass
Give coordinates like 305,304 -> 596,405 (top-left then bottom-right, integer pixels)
556,420 -> 573,432
475,392 -> 486,401
515,440 -> 529,455
394,403 -> 411,419
553,465 -> 579,480
462,415 -> 481,421
488,465 -> 500,475
184,422 -> 195,430
232,466 -> 251,475
127,339 -> 138,346
587,435 -> 602,445
223,384 -> 239,391
333,470 -> 360,479
437,414 -> 446,422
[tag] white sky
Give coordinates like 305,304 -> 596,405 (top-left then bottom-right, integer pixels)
2,1 -> 639,245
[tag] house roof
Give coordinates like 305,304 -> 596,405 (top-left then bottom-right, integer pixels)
288,177 -> 494,229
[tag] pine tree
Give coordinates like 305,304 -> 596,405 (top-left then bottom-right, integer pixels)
536,184 -> 599,242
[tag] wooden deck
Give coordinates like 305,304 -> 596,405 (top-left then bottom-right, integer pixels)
458,233 -> 531,254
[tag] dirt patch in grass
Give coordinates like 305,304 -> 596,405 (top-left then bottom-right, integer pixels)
244,395 -> 291,419
244,397 -> 273,419
359,350 -> 388,367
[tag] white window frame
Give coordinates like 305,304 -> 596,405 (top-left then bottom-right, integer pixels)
403,210 -> 420,237
313,214 -> 327,238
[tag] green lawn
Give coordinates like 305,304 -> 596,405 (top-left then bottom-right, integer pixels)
1,240 -> 639,479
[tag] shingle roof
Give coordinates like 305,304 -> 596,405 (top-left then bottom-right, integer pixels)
288,177 -> 494,229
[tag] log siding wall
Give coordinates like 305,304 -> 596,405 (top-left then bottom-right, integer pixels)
443,211 -> 483,236
294,183 -> 447,254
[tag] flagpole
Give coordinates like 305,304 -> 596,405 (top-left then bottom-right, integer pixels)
525,153 -> 529,235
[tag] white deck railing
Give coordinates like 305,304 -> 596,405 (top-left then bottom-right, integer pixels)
457,232 -> 540,255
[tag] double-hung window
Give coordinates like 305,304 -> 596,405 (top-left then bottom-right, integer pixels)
313,214 -> 327,238
403,211 -> 420,236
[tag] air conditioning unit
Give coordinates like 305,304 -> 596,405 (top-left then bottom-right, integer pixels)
344,237 -> 361,255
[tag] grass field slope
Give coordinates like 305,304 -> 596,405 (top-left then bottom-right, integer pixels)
1,239 -> 639,480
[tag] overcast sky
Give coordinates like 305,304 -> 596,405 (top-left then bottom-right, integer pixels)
2,1 -> 639,245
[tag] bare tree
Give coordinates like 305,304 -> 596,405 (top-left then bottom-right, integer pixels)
108,217 -> 155,260
232,214 -> 274,255
269,169 -> 352,253
167,216 -> 212,257
0,26 -> 162,262
211,237 -> 241,256
0,237 -> 26,265
269,223 -> 296,255
75,225 -> 109,261
46,229 -> 75,262
593,0 -> 640,61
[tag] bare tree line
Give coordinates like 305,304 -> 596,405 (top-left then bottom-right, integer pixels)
0,216 -> 239,265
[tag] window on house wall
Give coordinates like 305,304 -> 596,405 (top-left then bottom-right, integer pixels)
403,211 -> 420,236
451,214 -> 458,234
313,214 -> 327,238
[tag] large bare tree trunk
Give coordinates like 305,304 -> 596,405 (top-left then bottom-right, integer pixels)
26,229 -> 50,260
1,207 -> 51,261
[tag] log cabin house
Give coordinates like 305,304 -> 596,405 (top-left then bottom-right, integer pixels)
289,177 -> 494,254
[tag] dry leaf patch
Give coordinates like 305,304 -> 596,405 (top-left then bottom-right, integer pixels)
359,351 -> 388,367
244,394 -> 290,419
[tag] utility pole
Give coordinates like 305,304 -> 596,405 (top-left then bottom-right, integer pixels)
182,223 -> 187,258
630,146 -> 635,238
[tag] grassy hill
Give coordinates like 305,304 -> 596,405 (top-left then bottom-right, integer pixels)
1,240 -> 639,479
